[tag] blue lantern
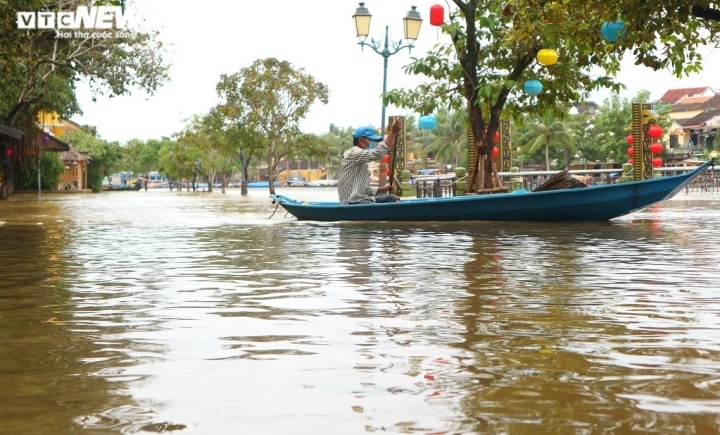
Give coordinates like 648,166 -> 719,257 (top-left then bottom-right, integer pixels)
523,79 -> 543,96
418,114 -> 437,130
601,20 -> 625,43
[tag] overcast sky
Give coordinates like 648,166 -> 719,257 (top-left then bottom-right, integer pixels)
72,0 -> 720,143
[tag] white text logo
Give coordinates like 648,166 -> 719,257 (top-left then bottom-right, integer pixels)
17,6 -> 127,30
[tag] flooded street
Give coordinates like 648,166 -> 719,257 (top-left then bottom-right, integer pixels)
2,188 -> 720,434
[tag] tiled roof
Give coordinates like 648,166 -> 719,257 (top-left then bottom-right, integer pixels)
677,108 -> 720,127
671,94 -> 720,112
0,123 -> 23,140
60,144 -> 91,162
659,87 -> 713,104
676,96 -> 712,105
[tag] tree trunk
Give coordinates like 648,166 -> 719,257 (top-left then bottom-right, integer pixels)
545,145 -> 550,171
268,155 -> 276,195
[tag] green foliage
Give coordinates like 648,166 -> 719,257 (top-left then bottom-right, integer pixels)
384,0 -> 720,189
18,151 -> 64,190
216,58 -> 329,194
63,130 -> 123,192
429,108 -> 468,168
517,111 -> 576,170
0,0 -> 169,126
316,124 -> 354,178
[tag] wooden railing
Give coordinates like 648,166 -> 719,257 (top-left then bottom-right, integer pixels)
410,164 -> 719,197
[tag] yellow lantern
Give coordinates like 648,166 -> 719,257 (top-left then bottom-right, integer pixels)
537,49 -> 558,66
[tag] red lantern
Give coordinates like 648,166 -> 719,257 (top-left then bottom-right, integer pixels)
430,4 -> 444,26
383,154 -> 390,164
493,131 -> 500,142
652,157 -> 663,167
492,147 -> 499,158
6,149 -> 11,157
628,158 -> 634,165
648,124 -> 663,139
626,134 -> 634,145
649,142 -> 663,154
627,147 -> 634,157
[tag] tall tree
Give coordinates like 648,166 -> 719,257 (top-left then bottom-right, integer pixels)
386,0 -> 720,193
63,129 -> 123,192
430,108 -> 467,169
216,58 -> 329,195
0,0 -> 169,127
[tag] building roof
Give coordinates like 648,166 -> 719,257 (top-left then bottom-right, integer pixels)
677,108 -> 720,128
659,87 -> 714,104
0,123 -> 24,140
677,96 -> 712,105
671,94 -> 720,113
41,134 -> 70,151
60,144 -> 91,162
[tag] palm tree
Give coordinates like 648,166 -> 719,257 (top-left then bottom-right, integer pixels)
518,112 -> 575,170
429,108 -> 467,168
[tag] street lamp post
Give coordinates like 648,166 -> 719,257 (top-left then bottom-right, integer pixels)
352,2 -> 422,133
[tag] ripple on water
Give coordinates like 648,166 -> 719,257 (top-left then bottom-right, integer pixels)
2,190 -> 720,433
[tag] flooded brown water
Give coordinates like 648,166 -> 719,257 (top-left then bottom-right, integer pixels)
2,188 -> 720,434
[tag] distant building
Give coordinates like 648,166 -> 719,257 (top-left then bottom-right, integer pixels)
36,111 -> 91,190
658,87 -> 719,150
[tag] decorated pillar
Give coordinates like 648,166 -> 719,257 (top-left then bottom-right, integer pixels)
386,115 -> 406,196
496,119 -> 513,172
631,103 -> 659,180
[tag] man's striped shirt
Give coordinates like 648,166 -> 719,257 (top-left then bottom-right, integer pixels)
337,143 -> 389,205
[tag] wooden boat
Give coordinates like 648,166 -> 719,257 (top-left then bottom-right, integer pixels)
270,160 -> 713,222
247,181 -> 281,188
102,183 -> 142,191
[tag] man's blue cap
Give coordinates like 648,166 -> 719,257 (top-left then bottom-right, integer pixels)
352,126 -> 383,141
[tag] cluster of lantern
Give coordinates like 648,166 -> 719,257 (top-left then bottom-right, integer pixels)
626,134 -> 634,165
648,125 -> 664,167
522,48 -> 558,97
487,130 -> 500,159
626,125 -> 664,167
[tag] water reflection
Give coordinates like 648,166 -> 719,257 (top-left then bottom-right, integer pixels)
0,191 -> 719,433
0,201 -> 150,434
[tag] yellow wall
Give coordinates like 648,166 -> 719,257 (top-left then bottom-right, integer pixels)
37,111 -> 83,137
669,110 -> 704,120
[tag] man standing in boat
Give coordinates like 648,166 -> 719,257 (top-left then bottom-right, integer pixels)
338,119 -> 402,205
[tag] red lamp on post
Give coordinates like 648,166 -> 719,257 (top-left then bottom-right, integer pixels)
649,142 -> 663,154
492,147 -> 499,159
648,124 -> 663,140
626,134 -> 634,145
627,147 -> 634,157
649,142 -> 663,169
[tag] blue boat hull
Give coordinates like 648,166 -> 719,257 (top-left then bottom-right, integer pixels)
271,161 -> 712,222
248,181 -> 281,188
